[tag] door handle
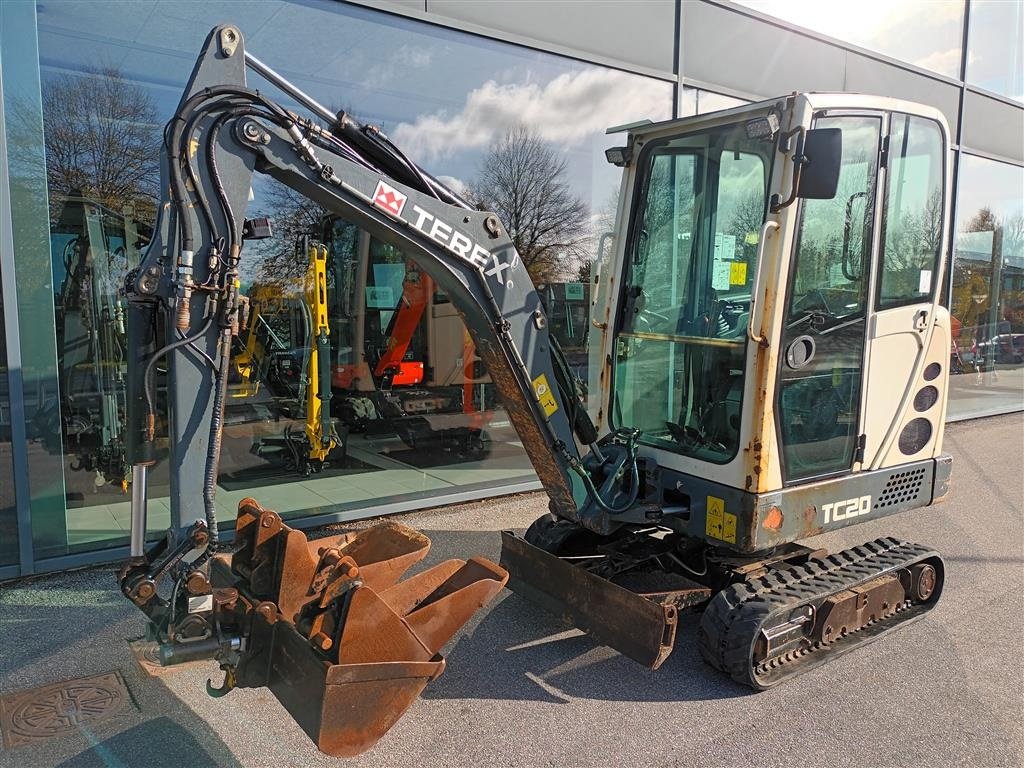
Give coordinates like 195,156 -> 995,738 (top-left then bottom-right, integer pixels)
914,310 -> 929,331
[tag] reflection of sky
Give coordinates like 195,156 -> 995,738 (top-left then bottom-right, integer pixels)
966,0 -> 1024,102
35,0 -> 672,221
736,0 -> 965,77
956,154 -> 1024,262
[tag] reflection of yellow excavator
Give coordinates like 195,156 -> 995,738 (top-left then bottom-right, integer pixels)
121,26 -> 954,758
247,240 -> 346,475
232,284 -> 283,400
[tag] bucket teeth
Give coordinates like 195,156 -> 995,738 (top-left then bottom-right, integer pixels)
223,499 -> 508,756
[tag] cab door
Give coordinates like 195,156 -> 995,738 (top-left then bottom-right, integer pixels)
860,113 -> 948,467
775,113 -> 883,483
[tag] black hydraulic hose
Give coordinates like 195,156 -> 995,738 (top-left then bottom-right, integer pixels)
572,436 -> 641,515
167,87 -> 290,251
200,322 -> 233,550
205,112 -> 240,252
142,310 -> 216,430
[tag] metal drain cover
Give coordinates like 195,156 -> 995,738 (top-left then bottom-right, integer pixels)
0,671 -> 132,748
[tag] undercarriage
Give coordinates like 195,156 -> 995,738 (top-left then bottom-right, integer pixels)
501,521 -> 943,688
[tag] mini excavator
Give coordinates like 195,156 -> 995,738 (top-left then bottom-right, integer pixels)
120,25 -> 953,757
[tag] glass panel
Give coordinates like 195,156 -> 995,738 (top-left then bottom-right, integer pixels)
949,154 -> 1024,418
679,87 -> 749,118
613,121 -> 772,463
878,115 -> 945,308
735,0 -> 965,78
11,0 -> 671,555
0,261 -> 18,567
778,115 -> 881,482
966,0 -> 1024,102
1,1 -> 68,561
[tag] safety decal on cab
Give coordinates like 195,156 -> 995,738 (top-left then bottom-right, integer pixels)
705,495 -> 737,544
372,180 -> 408,217
531,374 -> 559,418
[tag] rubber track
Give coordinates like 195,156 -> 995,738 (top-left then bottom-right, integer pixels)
698,537 -> 938,689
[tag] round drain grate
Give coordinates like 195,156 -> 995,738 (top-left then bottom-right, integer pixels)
1,672 -> 130,748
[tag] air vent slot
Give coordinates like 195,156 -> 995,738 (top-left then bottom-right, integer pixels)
874,467 -> 926,509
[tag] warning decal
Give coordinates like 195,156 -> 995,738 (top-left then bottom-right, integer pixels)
705,495 -> 737,544
531,373 -> 559,417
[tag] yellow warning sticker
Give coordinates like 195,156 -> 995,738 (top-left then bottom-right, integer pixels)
531,373 -> 559,418
706,495 -> 737,543
706,495 -> 724,539
723,511 -> 737,543
729,262 -> 747,285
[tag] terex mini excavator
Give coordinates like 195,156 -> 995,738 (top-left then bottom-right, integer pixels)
120,26 -> 952,757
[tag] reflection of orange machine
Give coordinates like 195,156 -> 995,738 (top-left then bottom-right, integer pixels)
372,261 -> 429,387
326,221 -> 493,454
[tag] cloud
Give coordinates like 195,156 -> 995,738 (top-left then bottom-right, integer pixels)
435,174 -> 469,198
392,68 -> 670,162
914,48 -> 974,76
363,45 -> 434,89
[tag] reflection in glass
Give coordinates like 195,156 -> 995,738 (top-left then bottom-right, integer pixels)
614,120 -> 772,463
966,0 -> 1024,102
0,258 -> 18,566
877,115 -> 944,308
735,0 -> 965,77
680,87 -> 749,118
23,0 -> 671,553
949,155 -> 1024,418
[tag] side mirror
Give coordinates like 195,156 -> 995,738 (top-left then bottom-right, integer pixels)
796,127 -> 842,199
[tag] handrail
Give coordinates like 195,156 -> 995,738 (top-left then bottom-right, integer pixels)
747,219 -> 780,347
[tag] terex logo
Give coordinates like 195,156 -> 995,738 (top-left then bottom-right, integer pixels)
822,495 -> 872,525
407,204 -> 516,287
367,178 -> 517,286
372,180 -> 408,217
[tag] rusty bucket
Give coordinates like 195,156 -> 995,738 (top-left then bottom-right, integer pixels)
225,499 -> 508,756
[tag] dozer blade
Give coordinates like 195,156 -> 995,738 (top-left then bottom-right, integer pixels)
222,500 -> 507,757
499,531 -> 711,669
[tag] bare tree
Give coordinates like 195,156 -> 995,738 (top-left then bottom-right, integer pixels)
249,181 -> 330,287
471,125 -> 590,283
39,67 -> 160,223
966,206 -> 998,233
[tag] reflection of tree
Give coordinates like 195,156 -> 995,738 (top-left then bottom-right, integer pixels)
38,67 -> 160,224
471,125 -> 590,282
882,189 -> 944,297
250,181 -> 328,288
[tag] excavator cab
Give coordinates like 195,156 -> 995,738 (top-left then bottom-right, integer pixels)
597,95 -> 951,533
503,94 -> 951,683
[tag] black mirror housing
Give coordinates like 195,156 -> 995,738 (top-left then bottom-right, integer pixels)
796,127 -> 842,199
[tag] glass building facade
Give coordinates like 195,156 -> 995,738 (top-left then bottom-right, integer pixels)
1,0 -> 1021,577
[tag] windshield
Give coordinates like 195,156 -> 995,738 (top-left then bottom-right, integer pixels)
612,120 -> 773,462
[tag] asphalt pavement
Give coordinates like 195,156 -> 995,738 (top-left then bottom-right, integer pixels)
1,412 -> 1022,767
